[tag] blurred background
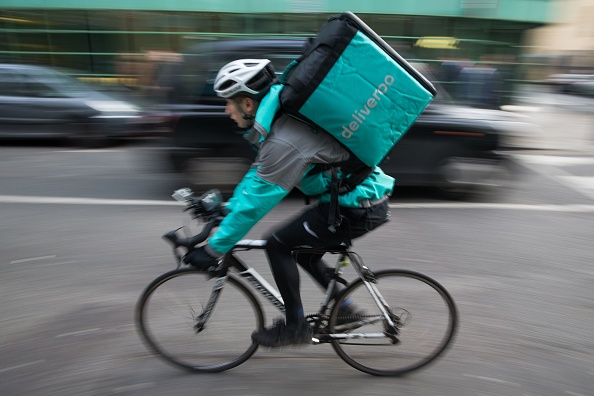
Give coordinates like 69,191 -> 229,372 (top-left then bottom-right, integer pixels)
2,2 -> 594,395
2,0 -> 593,194
1,0 -> 593,103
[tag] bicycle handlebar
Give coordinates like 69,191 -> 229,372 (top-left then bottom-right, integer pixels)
163,188 -> 226,250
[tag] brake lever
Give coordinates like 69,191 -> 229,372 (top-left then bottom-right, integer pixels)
162,228 -> 185,268
162,227 -> 183,246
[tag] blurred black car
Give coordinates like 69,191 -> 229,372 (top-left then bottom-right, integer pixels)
0,63 -> 163,147
149,39 -> 521,198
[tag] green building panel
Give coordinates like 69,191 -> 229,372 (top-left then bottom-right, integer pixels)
1,0 -> 556,23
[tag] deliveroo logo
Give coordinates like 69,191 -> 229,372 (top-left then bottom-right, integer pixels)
341,74 -> 395,139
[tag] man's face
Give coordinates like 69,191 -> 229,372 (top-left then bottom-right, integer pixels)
225,97 -> 256,129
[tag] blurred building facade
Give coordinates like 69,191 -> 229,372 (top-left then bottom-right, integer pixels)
0,0 -> 559,103
522,0 -> 594,80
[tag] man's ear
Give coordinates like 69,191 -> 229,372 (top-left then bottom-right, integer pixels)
243,97 -> 254,110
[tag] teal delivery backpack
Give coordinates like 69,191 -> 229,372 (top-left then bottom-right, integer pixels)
280,12 -> 436,169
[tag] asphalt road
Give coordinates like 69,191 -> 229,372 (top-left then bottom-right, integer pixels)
1,144 -> 594,396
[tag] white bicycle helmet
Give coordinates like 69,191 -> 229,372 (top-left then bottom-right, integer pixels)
214,59 -> 277,100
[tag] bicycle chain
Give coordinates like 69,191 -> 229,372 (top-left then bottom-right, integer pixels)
306,311 -> 408,328
306,313 -> 394,325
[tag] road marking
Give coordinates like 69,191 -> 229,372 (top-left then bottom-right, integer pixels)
463,374 -> 520,386
45,260 -> 79,267
1,194 -> 594,212
399,258 -> 435,263
501,104 -> 541,113
0,195 -> 183,206
112,383 -> 156,394
513,156 -> 594,201
513,155 -> 594,167
0,360 -> 45,374
391,203 -> 594,212
56,328 -> 101,338
560,175 -> 594,192
54,149 -> 124,153
11,255 -> 57,264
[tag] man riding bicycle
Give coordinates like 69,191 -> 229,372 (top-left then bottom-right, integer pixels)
184,58 -> 394,348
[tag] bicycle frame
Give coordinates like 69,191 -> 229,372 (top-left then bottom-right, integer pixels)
141,189 -> 457,375
226,240 -> 285,313
199,239 -> 398,343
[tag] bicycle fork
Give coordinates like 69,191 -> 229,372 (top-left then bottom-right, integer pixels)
193,275 -> 227,332
195,252 -> 286,333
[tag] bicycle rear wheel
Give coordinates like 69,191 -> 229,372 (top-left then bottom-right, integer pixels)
136,268 -> 264,372
330,269 -> 458,376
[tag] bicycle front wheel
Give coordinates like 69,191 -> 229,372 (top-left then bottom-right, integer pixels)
136,268 -> 264,373
330,269 -> 458,376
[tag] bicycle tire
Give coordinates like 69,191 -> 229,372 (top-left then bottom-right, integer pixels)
136,268 -> 264,373
329,269 -> 458,376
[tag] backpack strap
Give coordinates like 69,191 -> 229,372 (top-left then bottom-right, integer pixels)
338,165 -> 373,194
327,166 -> 342,233
302,159 -> 373,233
327,164 -> 373,233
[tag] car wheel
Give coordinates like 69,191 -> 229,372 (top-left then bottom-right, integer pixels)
437,157 -> 480,200
436,156 -> 514,200
182,157 -> 251,194
435,157 -> 477,200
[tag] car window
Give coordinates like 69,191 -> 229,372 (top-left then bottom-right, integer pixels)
18,73 -> 62,98
24,67 -> 90,97
0,66 -> 92,98
0,69 -> 24,96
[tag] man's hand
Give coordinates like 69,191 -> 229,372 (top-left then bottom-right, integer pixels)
183,246 -> 220,271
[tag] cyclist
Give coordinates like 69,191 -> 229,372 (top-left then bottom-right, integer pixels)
184,59 -> 394,347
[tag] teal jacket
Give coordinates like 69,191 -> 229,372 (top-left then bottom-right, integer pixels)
207,85 -> 395,256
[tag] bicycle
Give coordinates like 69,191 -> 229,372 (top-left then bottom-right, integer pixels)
135,188 -> 458,376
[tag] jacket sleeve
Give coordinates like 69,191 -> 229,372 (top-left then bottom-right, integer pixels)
224,166 -> 257,214
208,169 -> 290,255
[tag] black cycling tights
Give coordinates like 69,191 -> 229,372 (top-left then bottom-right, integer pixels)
265,202 -> 389,326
